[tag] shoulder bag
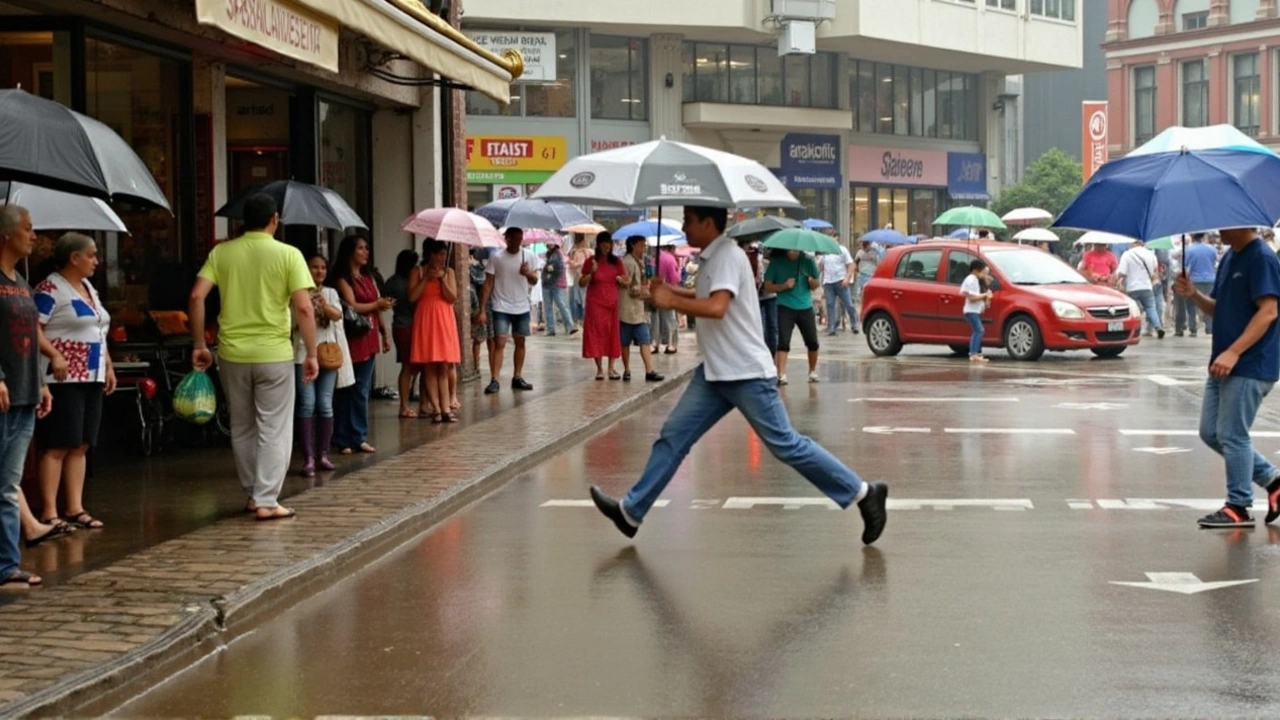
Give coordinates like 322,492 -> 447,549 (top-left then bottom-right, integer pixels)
342,302 -> 372,337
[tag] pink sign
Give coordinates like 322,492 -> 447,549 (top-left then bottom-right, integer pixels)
847,146 -> 948,187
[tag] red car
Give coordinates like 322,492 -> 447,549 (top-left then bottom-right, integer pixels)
859,240 -> 1143,360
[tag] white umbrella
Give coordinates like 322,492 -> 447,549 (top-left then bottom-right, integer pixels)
1013,227 -> 1060,243
531,138 -> 801,209
401,207 -> 503,248
0,181 -> 128,232
1073,230 -> 1135,246
1001,207 -> 1054,225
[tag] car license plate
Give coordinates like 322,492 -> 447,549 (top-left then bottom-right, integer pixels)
1107,320 -> 1124,332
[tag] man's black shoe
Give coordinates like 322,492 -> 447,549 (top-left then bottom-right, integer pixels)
512,377 -> 534,391
1157,329 -> 1165,339
645,371 -> 664,382
1266,477 -> 1280,524
1198,505 -> 1254,528
484,380 -> 500,395
590,486 -> 638,538
857,482 -> 888,545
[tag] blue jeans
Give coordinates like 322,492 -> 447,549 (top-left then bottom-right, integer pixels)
760,296 -> 779,356
621,366 -> 864,523
570,284 -> 585,323
1128,288 -> 1162,330
296,366 -> 338,418
334,357 -> 376,448
0,406 -> 36,578
1199,376 -> 1279,508
964,312 -> 984,355
543,286 -> 573,335
854,273 -> 873,300
824,282 -> 857,334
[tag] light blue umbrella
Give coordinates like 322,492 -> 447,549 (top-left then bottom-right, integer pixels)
1127,124 -> 1279,158
614,219 -> 685,244
947,227 -> 975,239
803,218 -> 834,230
861,228 -> 912,246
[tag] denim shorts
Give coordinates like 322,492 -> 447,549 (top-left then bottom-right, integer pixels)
492,311 -> 531,338
620,321 -> 652,347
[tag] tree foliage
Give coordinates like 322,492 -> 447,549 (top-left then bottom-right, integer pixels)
992,148 -> 1084,218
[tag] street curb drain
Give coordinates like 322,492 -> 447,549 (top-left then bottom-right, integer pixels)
3,366 -> 696,719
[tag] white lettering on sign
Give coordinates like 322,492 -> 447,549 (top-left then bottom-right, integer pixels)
789,141 -> 838,162
955,159 -> 983,183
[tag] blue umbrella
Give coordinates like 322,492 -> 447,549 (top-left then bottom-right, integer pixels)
474,198 -> 593,230
614,219 -> 685,244
1055,148 -> 1280,240
861,228 -> 913,246
947,227 -> 975,239
803,218 -> 834,230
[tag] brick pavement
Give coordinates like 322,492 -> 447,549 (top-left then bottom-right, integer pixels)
0,350 -> 699,718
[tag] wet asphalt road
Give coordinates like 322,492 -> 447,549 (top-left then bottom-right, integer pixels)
114,336 -> 1280,718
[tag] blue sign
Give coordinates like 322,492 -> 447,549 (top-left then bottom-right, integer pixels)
779,134 -> 841,189
947,152 -> 989,201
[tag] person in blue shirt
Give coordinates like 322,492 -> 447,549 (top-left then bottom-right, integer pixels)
1174,227 -> 1280,528
1177,233 -> 1218,337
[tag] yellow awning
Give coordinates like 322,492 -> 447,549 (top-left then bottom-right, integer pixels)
289,0 -> 521,102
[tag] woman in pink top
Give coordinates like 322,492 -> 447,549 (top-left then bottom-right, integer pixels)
1078,244 -> 1118,285
650,244 -> 682,354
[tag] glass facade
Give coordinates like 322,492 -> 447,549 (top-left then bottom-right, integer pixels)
1133,65 -> 1157,145
318,97 -> 372,251
590,36 -> 647,120
1030,0 -> 1075,20
850,186 -> 944,237
682,42 -> 837,108
850,61 -> 979,140
467,29 -> 577,117
1233,52 -> 1260,137
1181,59 -> 1208,128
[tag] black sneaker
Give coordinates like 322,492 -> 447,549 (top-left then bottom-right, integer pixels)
1157,329 -> 1165,339
1266,477 -> 1280,524
857,482 -> 888,545
483,380 -> 500,395
1198,505 -> 1254,528
622,371 -> 632,382
645,371 -> 664,382
590,486 -> 638,539
511,377 -> 533,391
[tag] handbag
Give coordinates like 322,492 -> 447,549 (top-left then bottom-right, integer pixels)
342,302 -> 371,337
316,341 -> 343,371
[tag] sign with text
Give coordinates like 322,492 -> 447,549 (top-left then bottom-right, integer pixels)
196,0 -> 339,73
1082,101 -> 1108,183
779,133 -> 841,188
466,135 -> 567,174
946,152 -> 988,200
465,30 -> 556,83
847,146 -> 948,187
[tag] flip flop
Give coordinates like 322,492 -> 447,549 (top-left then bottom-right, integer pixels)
608,373 -> 622,380
595,373 -> 604,381
256,507 -> 297,522
62,512 -> 104,529
25,521 -> 74,548
1,570 -> 41,587
399,409 -> 418,419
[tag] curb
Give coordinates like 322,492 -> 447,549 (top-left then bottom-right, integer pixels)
5,365 -> 696,719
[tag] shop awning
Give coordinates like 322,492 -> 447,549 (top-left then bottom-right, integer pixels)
290,0 -> 521,101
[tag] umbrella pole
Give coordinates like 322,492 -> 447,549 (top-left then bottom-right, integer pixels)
1181,235 -> 1187,279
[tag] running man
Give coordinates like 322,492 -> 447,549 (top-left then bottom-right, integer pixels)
589,206 -> 888,545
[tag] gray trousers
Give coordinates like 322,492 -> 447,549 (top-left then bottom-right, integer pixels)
649,307 -> 676,347
219,360 -> 295,508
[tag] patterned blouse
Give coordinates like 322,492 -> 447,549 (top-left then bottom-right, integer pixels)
33,272 -> 110,384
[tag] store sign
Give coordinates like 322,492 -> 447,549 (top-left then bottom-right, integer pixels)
465,30 -> 556,83
947,152 -> 988,200
848,146 -> 947,187
1082,101 -> 1109,183
589,139 -> 638,152
779,133 -> 841,188
196,0 -> 339,73
466,135 -> 566,184
493,184 -> 523,200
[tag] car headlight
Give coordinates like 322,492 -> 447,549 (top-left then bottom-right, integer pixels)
1126,298 -> 1141,318
1051,300 -> 1085,319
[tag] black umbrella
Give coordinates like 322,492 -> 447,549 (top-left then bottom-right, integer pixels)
726,215 -> 802,241
0,88 -> 170,209
216,180 -> 367,231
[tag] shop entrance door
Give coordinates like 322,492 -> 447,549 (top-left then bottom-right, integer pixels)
229,146 -> 289,196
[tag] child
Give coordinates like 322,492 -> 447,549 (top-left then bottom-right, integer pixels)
960,259 -> 994,363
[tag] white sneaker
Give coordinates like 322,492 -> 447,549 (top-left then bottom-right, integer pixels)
778,375 -> 789,386
809,372 -> 819,383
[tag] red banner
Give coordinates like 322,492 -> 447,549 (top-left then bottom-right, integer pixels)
1082,101 -> 1109,183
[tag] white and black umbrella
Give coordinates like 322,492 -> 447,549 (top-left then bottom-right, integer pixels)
532,139 -> 801,209
216,180 -> 366,231
0,88 -> 170,210
0,181 -> 127,233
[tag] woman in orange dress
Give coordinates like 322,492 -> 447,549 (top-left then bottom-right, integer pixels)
409,239 -> 462,423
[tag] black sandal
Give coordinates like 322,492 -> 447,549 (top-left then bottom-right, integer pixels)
1,570 -> 41,587
62,512 -> 104,530
26,521 -> 74,548
444,412 -> 459,423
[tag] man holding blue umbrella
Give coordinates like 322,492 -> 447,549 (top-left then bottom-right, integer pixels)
1173,226 -> 1280,528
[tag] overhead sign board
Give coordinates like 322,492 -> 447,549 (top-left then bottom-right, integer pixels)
1082,101 -> 1109,183
465,30 -> 556,83
196,0 -> 339,73
465,135 -> 567,184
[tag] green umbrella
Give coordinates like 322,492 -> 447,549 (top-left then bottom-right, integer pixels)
1145,236 -> 1175,250
935,205 -> 1007,229
761,228 -> 843,254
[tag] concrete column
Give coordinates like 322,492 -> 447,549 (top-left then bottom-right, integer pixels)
1155,57 -> 1176,130
190,59 -> 228,244
1106,0 -> 1128,41
1207,48 -> 1226,125
371,108 -> 415,386
1260,45 -> 1273,139
1105,59 -> 1127,152
649,33 -> 685,141
982,73 -> 1004,197
1260,0 -> 1278,19
1207,0 -> 1230,26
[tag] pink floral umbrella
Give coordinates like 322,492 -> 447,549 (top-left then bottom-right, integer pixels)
512,228 -> 563,246
400,207 -> 504,248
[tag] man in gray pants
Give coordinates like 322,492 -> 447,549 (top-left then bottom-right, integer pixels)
190,194 -> 318,521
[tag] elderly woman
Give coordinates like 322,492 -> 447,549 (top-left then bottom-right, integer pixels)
32,232 -> 116,531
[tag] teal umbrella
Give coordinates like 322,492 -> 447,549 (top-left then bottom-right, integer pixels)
1145,236 -> 1175,250
935,205 -> 1006,229
761,228 -> 843,254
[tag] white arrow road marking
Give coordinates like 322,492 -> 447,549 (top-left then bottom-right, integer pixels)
721,497 -> 1034,511
1147,374 -> 1204,386
1093,498 -> 1267,511
944,428 -> 1076,435
862,426 -> 933,435
1133,446 -> 1193,454
1122,429 -> 1280,438
849,397 -> 1020,403
541,499 -> 670,508
1110,572 -> 1259,595
1054,402 -> 1129,410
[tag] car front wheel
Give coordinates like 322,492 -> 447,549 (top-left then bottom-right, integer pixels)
1091,346 -> 1126,358
865,312 -> 903,357
1004,315 -> 1045,361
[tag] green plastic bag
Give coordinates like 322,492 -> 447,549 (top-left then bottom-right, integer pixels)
173,369 -> 217,425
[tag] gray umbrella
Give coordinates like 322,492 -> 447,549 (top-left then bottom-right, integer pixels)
726,215 -> 802,240
0,88 -> 170,210
216,180 -> 367,231
474,198 -> 593,230
0,181 -> 128,232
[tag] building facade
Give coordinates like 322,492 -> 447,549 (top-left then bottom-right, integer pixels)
0,0 -> 518,381
460,0 -> 1084,240
1105,0 -> 1280,156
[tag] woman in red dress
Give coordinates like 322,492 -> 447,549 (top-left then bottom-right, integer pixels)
409,240 -> 461,423
579,232 -> 625,380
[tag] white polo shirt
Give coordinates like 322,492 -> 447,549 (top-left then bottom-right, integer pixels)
695,235 -> 777,382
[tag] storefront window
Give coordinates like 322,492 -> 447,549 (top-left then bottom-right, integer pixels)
852,186 -> 944,235
318,98 -> 371,227
590,36 -> 647,120
783,188 -> 837,227
85,38 -> 183,328
0,31 -> 73,106
526,30 -> 576,118
851,60 -> 979,140
682,42 -> 836,108
851,187 -> 871,237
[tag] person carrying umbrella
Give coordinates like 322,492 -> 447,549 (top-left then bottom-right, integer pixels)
588,206 -> 888,546
764,243 -> 822,385
1172,226 -> 1280,528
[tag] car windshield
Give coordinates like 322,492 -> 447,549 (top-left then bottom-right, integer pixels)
985,249 -> 1089,286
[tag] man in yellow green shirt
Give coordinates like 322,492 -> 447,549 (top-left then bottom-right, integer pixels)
189,194 -> 317,521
